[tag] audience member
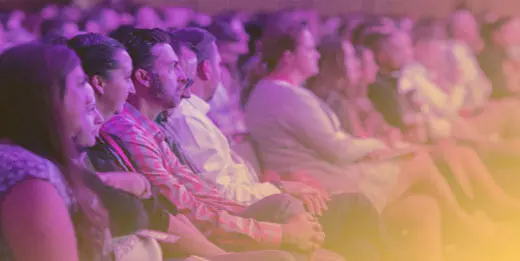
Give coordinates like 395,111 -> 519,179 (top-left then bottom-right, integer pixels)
478,17 -> 520,99
206,12 -> 250,138
449,8 -> 484,54
0,43 -> 109,261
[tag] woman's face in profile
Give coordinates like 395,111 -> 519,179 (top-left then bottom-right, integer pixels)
342,41 -> 361,86
63,65 -> 91,142
75,85 -> 104,150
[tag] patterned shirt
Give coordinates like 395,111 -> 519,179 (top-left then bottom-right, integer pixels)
101,103 -> 282,249
0,143 -> 74,261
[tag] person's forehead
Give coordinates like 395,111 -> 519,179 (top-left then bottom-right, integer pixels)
115,50 -> 132,68
152,43 -> 179,64
180,45 -> 197,59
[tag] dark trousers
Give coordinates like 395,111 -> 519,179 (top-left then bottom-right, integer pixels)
240,193 -> 383,261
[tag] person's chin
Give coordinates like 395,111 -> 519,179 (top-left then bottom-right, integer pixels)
87,140 -> 96,148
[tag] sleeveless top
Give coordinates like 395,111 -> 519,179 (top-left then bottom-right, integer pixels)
0,143 -> 74,261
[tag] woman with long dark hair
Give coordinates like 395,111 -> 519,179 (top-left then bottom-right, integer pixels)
0,43 -> 110,261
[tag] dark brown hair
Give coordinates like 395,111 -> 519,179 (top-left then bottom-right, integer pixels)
170,28 -> 217,61
68,33 -> 126,79
261,16 -> 308,71
242,13 -> 309,106
317,38 -> 349,80
113,28 -> 171,73
307,38 -> 353,94
0,43 -> 78,164
0,43 -> 110,261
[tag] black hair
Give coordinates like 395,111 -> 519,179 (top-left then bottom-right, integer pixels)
350,17 -> 386,45
42,34 -> 69,45
68,33 -> 126,79
113,28 -> 171,72
360,30 -> 392,54
169,28 -> 216,61
109,25 -> 137,44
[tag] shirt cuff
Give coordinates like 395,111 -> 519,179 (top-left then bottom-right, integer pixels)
258,222 -> 283,246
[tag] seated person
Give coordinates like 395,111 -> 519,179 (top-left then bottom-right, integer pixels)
472,17 -> 520,139
206,12 -> 250,139
0,43 -> 107,261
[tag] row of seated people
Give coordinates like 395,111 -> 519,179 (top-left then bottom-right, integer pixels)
1,9 -> 520,261
0,25 -> 375,261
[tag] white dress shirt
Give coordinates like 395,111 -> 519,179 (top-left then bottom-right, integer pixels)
208,83 -> 247,138
163,95 -> 281,205
445,41 -> 492,111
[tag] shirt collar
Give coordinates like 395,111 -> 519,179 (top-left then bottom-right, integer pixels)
168,95 -> 211,119
122,103 -> 166,143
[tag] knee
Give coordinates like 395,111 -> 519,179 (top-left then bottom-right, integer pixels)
334,193 -> 377,211
409,195 -> 441,224
414,151 -> 436,167
333,193 -> 380,221
385,195 -> 441,226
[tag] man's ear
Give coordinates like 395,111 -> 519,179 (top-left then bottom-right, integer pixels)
197,60 -> 212,81
133,68 -> 152,89
90,75 -> 105,95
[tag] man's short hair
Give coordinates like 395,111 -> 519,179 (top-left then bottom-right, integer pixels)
109,25 -> 137,43
169,28 -> 216,61
361,30 -> 392,54
112,28 -> 171,71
